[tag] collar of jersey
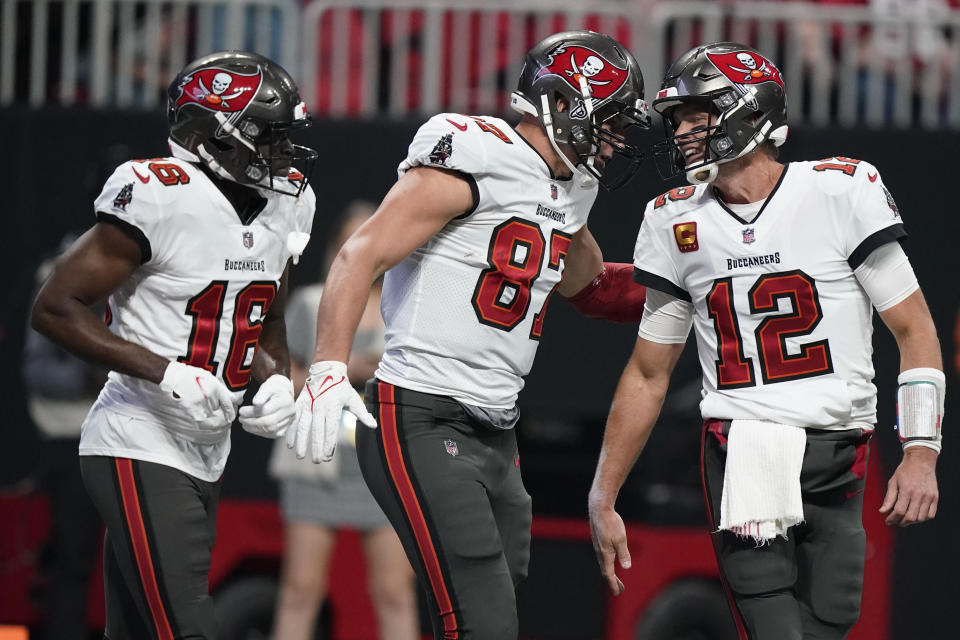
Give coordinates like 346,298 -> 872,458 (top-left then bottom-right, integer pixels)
196,163 -> 268,225
712,163 -> 790,225
513,124 -> 573,182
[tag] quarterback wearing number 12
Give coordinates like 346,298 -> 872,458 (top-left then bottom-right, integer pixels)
589,42 -> 943,640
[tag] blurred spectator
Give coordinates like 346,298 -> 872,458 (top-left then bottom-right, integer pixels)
22,232 -> 106,640
856,0 -> 958,119
210,2 -> 291,63
809,0 -> 960,119
268,202 -> 418,640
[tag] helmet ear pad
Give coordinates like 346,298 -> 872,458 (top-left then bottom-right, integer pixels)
547,91 -> 594,157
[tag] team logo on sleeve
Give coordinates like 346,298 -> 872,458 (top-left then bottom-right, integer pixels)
673,221 -> 699,253
429,133 -> 454,166
706,50 -> 784,108
881,185 -> 901,218
537,44 -> 629,101
112,182 -> 134,211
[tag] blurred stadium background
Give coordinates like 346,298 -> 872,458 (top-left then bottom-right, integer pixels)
0,1 -> 957,638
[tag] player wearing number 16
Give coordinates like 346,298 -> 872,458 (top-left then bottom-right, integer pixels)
30,51 -> 317,639
290,30 -> 650,639
588,43 -> 944,640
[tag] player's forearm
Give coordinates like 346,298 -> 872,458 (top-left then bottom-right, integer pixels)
557,227 -> 603,297
564,263 -> 646,323
31,296 -> 168,384
313,246 -> 381,363
894,323 -> 942,373
589,370 -> 668,511
880,290 -> 943,372
251,315 -> 291,381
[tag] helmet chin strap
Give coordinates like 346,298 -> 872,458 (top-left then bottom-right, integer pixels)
196,144 -> 238,182
576,75 -> 603,183
540,94 -> 597,187
170,137 -> 302,196
686,163 -> 719,184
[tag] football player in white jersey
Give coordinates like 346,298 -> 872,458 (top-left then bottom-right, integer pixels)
589,43 -> 944,640
30,51 -> 317,639
290,31 -> 650,639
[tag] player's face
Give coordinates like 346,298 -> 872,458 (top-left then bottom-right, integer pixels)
259,135 -> 294,174
672,103 -> 714,167
593,114 -> 631,169
593,117 -> 626,169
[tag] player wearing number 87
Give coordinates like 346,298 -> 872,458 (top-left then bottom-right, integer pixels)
589,42 -> 944,640
290,30 -> 649,640
29,50 -> 316,639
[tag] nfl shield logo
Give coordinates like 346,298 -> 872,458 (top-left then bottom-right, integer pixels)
742,228 -> 755,244
242,231 -> 254,248
550,183 -> 558,200
443,439 -> 459,456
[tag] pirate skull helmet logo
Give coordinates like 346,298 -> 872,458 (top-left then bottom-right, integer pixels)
737,52 -> 756,70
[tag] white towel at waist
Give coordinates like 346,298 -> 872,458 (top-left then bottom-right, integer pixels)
719,419 -> 807,544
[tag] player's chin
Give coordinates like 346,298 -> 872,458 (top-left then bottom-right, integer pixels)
270,161 -> 293,175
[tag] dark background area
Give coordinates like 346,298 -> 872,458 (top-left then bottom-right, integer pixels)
1,108 -> 956,638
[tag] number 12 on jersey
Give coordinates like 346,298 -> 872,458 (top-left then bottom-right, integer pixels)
471,217 -> 572,340
707,270 -> 834,389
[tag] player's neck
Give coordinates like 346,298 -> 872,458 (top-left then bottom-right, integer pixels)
197,163 -> 267,224
712,153 -> 785,205
515,117 -> 574,179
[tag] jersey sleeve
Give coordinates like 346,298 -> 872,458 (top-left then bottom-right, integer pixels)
397,113 -> 488,179
843,161 -> 907,269
93,161 -> 166,264
632,202 -> 692,302
638,288 -> 693,344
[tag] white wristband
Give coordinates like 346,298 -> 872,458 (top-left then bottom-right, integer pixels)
896,367 -> 945,450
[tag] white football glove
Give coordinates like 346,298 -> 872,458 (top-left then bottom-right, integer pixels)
238,374 -> 296,439
289,361 -> 377,463
159,361 -> 237,428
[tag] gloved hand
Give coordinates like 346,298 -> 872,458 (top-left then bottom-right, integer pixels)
159,361 -> 237,428
239,374 -> 296,438
289,361 -> 377,463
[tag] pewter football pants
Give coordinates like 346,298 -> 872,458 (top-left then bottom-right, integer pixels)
80,456 -> 220,640
358,379 -> 532,640
702,421 -> 871,640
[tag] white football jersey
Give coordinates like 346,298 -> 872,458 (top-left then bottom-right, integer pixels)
80,157 -> 315,480
376,114 -> 599,408
633,158 -> 905,427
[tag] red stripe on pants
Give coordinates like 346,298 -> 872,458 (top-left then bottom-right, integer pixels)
115,458 -> 174,640
700,422 -> 749,640
377,382 -> 459,639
